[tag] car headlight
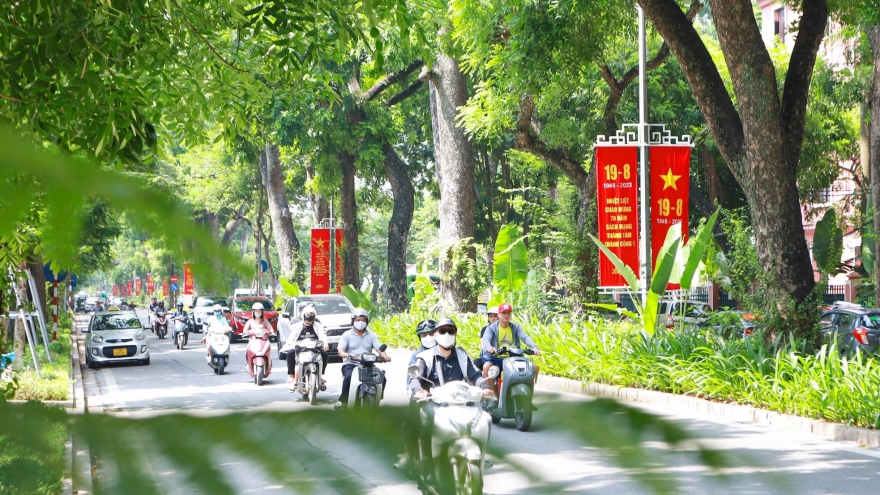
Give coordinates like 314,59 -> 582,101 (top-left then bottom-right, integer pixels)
91,334 -> 104,343
134,332 -> 146,341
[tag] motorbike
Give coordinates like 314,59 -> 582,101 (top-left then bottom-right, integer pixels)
487,347 -> 536,431
348,344 -> 389,410
245,326 -> 273,386
171,314 -> 193,350
153,309 -> 169,339
407,365 -> 498,495
294,337 -> 324,404
205,320 -> 231,375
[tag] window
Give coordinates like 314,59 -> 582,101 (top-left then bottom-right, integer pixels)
774,8 -> 786,42
92,314 -> 142,331
836,313 -> 855,332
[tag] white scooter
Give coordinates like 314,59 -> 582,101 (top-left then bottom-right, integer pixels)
294,338 -> 324,405
204,320 -> 231,375
407,365 -> 498,495
348,344 -> 388,410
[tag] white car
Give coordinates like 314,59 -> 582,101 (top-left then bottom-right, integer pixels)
659,299 -> 711,330
84,311 -> 150,368
191,296 -> 230,331
276,294 -> 355,360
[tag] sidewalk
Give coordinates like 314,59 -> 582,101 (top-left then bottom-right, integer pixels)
536,374 -> 880,448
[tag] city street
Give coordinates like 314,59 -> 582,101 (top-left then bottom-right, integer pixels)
78,313 -> 880,494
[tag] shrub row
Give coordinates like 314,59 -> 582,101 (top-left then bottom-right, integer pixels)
372,313 -> 880,429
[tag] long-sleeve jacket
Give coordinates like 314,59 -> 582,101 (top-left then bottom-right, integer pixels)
481,320 -> 537,352
408,346 -> 487,393
281,321 -> 327,352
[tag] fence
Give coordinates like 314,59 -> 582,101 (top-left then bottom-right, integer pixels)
822,285 -> 846,305
718,290 -> 738,310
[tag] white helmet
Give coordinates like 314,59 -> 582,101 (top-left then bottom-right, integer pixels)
301,305 -> 317,317
352,307 -> 369,322
487,306 -> 499,315
212,304 -> 222,312
251,302 -> 265,311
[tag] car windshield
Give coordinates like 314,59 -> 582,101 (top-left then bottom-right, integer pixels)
86,297 -> 100,304
197,297 -> 228,308
235,299 -> 272,311
92,314 -> 142,331
298,298 -> 352,315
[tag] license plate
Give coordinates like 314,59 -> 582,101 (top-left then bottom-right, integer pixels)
326,336 -> 340,344
113,348 -> 128,357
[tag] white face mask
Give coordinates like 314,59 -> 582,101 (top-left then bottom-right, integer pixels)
353,321 -> 368,331
421,335 -> 437,348
435,332 -> 456,349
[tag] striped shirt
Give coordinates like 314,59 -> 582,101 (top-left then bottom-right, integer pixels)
338,328 -> 383,365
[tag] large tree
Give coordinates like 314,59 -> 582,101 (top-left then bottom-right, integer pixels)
638,0 -> 827,343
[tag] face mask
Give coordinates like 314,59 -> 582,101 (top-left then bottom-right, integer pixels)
421,335 -> 437,348
214,311 -> 221,317
304,314 -> 315,322
353,321 -> 367,331
253,311 -> 263,319
435,332 -> 456,349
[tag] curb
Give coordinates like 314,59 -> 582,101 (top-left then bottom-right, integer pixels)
536,374 -> 880,448
71,318 -> 94,494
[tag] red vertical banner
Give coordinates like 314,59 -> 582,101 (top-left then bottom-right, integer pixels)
183,263 -> 195,295
310,228 -> 331,294
335,229 -> 345,293
650,146 -> 691,289
147,274 -> 154,294
162,279 -> 170,297
112,285 -> 119,297
135,278 -> 141,296
596,146 -> 640,287
126,280 -> 133,296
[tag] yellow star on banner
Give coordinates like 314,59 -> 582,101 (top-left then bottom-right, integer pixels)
314,238 -> 328,250
660,169 -> 681,190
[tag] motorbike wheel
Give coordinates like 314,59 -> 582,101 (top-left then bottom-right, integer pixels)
453,460 -> 482,495
255,365 -> 264,386
491,414 -> 501,425
177,335 -> 184,350
308,373 -> 318,405
362,393 -> 377,410
514,395 -> 532,432
217,356 -> 227,375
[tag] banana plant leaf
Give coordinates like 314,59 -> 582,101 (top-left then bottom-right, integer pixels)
494,224 -> 529,293
680,208 -> 720,290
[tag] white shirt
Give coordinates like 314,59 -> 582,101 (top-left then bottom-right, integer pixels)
281,321 -> 327,352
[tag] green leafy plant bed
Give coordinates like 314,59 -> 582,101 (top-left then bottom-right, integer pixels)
12,318 -> 72,402
0,402 -> 67,495
373,313 -> 880,430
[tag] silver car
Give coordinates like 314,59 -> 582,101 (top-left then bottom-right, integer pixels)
85,311 -> 150,368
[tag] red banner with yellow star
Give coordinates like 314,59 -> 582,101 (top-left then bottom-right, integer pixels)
650,146 -> 690,289
596,146 -> 640,287
311,228 -> 331,294
334,230 -> 344,293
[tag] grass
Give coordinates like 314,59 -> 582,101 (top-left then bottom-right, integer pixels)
0,402 -> 67,495
12,313 -> 72,401
372,312 -> 880,429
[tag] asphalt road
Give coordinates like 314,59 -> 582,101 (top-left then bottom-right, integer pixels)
78,312 -> 880,494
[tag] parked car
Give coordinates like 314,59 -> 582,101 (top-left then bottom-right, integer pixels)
84,310 -> 150,368
84,296 -> 102,312
659,299 -> 711,330
710,310 -> 760,339
191,295 -> 230,331
276,294 -> 355,360
819,302 -> 880,356
229,296 -> 279,342
75,295 -> 88,313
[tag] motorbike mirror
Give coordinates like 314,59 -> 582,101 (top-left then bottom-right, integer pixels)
487,366 -> 500,379
407,364 -> 421,378
379,344 -> 387,352
281,313 -> 289,319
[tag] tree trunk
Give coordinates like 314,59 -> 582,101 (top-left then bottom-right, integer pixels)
221,204 -> 247,247
425,53 -> 477,312
305,163 -> 331,225
383,144 -> 415,313
338,152 -> 360,288
12,271 -> 27,368
258,144 -> 303,284
870,26 -> 880,305
240,225 -> 251,258
263,218 -> 277,300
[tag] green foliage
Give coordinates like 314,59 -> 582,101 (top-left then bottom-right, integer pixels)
342,284 -> 375,311
812,207 -> 845,276
714,209 -> 763,310
408,268 -> 442,316
13,318 -> 71,401
492,224 -> 528,294
0,402 -> 67,495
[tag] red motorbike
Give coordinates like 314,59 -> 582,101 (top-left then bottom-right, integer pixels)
245,326 -> 273,386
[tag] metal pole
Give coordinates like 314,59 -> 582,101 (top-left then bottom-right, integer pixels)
637,5 -> 651,306
52,274 -> 58,341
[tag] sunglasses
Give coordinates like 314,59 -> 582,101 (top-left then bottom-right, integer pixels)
437,327 -> 457,335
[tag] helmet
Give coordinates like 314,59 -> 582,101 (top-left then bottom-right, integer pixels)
352,307 -> 369,322
416,319 -> 436,335
487,306 -> 499,315
251,302 -> 264,311
158,300 -> 165,306
176,302 -> 183,308
434,317 -> 457,332
212,304 -> 222,312
301,305 -> 317,317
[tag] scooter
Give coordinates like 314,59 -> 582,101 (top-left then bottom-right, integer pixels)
407,365 -> 498,495
153,310 -> 169,339
171,314 -> 193,350
488,347 -> 536,431
245,326 -> 273,386
205,320 -> 231,375
294,337 -> 324,405
348,344 -> 388,410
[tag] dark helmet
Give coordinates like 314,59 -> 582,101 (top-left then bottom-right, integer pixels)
416,319 -> 436,336
434,317 -> 457,332
158,300 -> 165,306
176,302 -> 184,308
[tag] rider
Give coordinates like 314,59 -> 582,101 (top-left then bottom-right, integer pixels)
480,303 -> 541,385
148,297 -> 159,312
282,305 -> 329,392
396,319 -> 437,475
242,302 -> 275,363
172,301 -> 188,319
408,318 -> 493,478
334,308 -> 390,410
200,304 -> 231,357
473,307 -> 498,369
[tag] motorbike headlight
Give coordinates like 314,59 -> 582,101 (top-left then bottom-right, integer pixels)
91,334 -> 104,343
134,332 -> 146,341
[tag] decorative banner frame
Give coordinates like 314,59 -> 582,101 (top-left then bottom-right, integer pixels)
311,228 -> 331,294
595,146 -> 640,287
